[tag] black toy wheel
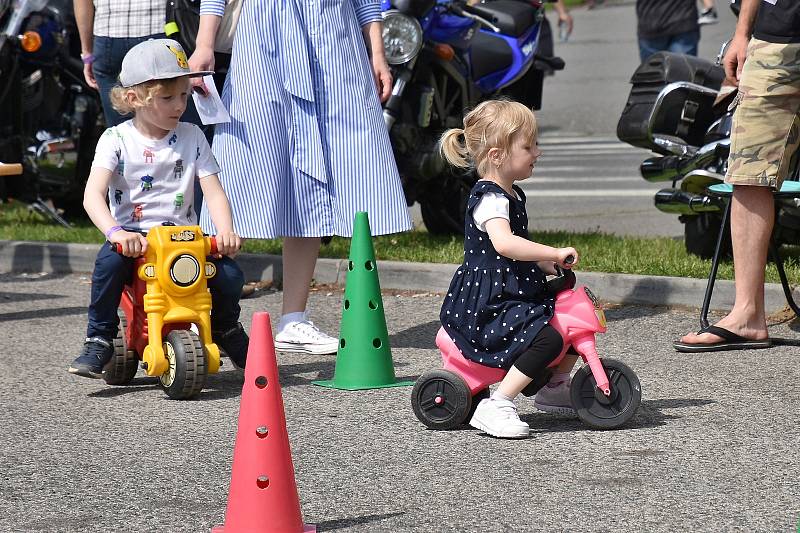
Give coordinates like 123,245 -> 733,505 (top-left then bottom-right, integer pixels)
104,310 -> 139,385
570,358 -> 641,430
411,369 -> 472,430
159,330 -> 207,400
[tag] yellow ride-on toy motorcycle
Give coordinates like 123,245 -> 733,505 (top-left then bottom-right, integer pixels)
104,225 -> 222,399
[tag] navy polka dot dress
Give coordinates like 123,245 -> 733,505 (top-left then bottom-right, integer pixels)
440,181 -> 555,369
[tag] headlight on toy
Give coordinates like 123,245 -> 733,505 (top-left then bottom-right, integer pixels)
170,254 -> 200,287
382,11 -> 423,65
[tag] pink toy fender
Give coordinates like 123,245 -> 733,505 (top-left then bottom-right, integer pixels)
436,327 -> 505,394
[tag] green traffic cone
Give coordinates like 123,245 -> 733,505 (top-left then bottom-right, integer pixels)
313,211 -> 413,390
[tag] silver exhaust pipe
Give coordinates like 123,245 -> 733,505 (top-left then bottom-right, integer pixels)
654,188 -> 722,215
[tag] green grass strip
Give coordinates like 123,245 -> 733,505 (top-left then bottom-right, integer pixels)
2,201 -> 799,284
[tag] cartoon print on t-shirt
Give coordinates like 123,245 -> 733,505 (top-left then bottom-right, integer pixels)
114,189 -> 123,205
169,133 -> 177,146
186,205 -> 193,221
173,159 -> 183,180
143,148 -> 154,164
174,193 -> 184,211
131,204 -> 143,222
196,146 -> 200,160
140,175 -> 154,190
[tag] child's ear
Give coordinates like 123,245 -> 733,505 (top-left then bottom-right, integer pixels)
125,89 -> 138,106
488,147 -> 504,167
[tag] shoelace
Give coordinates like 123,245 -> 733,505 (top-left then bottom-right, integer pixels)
291,320 -> 334,342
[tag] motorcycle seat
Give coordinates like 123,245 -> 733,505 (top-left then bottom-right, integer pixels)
467,0 -> 539,38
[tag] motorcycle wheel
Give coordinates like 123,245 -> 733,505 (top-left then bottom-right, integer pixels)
420,173 -> 475,235
159,330 -> 207,400
683,212 -> 731,259
570,359 -> 641,430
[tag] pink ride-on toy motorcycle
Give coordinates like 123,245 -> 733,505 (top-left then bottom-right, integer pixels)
411,265 -> 642,430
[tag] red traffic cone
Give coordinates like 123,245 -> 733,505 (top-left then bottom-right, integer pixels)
212,312 -> 315,533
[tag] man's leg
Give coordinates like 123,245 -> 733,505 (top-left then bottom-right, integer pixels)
667,30 -> 700,57
679,185 -> 773,345
638,36 -> 669,64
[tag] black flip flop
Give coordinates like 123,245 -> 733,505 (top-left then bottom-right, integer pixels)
673,325 -> 772,353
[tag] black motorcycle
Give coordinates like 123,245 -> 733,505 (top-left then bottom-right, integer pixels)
0,0 -> 103,225
381,0 -> 564,235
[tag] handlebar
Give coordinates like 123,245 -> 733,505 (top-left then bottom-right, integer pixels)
0,163 -> 23,176
450,3 -> 502,33
112,236 -> 219,256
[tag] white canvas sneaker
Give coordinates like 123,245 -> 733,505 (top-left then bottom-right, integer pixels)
274,320 -> 339,355
534,379 -> 576,415
469,398 -> 530,439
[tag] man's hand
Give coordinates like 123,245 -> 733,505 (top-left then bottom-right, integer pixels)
723,34 -> 750,85
83,62 -> 98,89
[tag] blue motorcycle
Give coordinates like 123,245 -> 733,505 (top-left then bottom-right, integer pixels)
381,0 -> 564,234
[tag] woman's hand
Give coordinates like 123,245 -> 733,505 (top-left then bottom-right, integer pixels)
215,231 -> 242,258
371,55 -> 393,103
111,230 -> 148,257
555,247 -> 578,268
188,45 -> 216,95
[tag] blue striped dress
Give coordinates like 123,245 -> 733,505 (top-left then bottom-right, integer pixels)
198,0 -> 412,238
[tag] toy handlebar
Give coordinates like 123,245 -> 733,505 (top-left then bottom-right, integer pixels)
564,255 -> 575,265
0,163 -> 23,176
112,235 -> 220,256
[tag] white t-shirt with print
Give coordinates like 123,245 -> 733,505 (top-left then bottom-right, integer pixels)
92,120 -> 220,231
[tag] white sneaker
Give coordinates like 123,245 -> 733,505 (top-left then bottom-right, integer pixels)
534,379 -> 576,415
469,398 -> 530,439
697,7 -> 718,25
274,320 -> 339,355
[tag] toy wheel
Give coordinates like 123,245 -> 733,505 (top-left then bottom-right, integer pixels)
104,310 -> 139,385
159,330 -> 207,400
570,358 -> 641,430
411,369 -> 472,430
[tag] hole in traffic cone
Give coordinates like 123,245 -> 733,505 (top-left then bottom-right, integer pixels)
256,475 -> 270,489
344,299 -> 350,310
255,375 -> 268,388
369,300 -> 377,310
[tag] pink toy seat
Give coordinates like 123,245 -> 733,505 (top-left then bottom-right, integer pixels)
435,327 -> 506,394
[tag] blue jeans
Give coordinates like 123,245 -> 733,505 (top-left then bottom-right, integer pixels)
638,30 -> 700,63
86,242 -> 244,340
92,35 -> 210,217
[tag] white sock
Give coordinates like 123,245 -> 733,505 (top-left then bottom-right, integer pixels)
491,390 -> 514,402
278,311 -> 306,332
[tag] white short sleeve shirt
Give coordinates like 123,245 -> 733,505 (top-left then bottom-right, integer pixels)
472,191 -> 518,232
92,121 -> 220,231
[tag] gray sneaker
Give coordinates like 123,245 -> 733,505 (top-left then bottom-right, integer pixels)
534,379 -> 576,415
698,7 -> 718,25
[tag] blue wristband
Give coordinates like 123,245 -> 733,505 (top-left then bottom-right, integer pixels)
105,225 -> 123,239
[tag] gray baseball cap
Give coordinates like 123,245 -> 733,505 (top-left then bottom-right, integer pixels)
118,39 -> 214,87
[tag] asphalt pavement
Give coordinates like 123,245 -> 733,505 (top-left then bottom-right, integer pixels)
1,271 -> 798,532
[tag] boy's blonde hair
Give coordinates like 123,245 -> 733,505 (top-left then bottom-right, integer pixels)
109,77 -> 189,115
439,99 -> 537,177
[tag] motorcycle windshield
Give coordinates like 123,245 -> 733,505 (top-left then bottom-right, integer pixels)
2,0 -> 48,37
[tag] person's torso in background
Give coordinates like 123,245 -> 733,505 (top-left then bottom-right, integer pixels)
92,0 -> 165,38
754,0 -> 800,44
636,0 -> 698,39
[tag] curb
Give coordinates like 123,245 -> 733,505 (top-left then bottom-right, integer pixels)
1,239 -> 797,314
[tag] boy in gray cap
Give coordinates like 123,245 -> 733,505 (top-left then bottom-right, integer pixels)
68,39 -> 249,378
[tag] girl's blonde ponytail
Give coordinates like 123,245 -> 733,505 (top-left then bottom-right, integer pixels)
439,128 -> 470,168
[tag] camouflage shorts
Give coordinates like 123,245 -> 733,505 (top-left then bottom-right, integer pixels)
726,38 -> 800,189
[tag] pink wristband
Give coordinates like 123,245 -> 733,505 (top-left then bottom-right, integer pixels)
105,225 -> 123,239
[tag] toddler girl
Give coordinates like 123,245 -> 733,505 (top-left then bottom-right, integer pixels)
439,100 -> 579,438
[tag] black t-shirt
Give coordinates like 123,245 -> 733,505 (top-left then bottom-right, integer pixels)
753,0 -> 800,43
636,0 -> 699,39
